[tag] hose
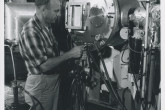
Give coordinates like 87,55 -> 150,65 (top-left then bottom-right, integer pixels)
18,86 -> 44,110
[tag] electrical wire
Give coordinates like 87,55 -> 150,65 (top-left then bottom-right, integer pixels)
95,43 -> 128,110
140,1 -> 146,10
128,63 -> 140,92
120,42 -> 142,103
78,80 -> 86,110
18,86 -> 44,110
69,44 -> 130,110
87,45 -> 127,110
127,49 -> 146,110
5,42 -> 44,110
128,42 -> 153,110
128,43 -> 142,54
127,37 -> 144,91
121,44 -> 129,64
68,65 -> 86,110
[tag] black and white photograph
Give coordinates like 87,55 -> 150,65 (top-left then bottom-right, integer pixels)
2,0 -> 162,110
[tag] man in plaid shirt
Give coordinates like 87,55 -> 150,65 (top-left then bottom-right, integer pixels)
19,0 -> 83,109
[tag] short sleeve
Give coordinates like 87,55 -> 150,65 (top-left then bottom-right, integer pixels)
21,30 -> 47,67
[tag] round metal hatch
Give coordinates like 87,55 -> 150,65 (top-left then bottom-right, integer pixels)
65,0 -> 139,48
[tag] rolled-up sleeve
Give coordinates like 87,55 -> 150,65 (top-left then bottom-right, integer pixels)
22,30 -> 47,67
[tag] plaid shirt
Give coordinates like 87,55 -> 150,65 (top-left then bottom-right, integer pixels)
19,14 -> 59,75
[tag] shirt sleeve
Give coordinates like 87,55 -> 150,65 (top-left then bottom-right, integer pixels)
21,29 -> 47,67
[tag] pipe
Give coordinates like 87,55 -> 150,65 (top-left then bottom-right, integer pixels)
141,0 -> 150,100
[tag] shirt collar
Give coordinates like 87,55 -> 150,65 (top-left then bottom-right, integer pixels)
33,14 -> 52,30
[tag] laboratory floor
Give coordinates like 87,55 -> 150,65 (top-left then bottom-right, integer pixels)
5,78 -> 117,110
5,80 -> 29,110
5,84 -> 115,110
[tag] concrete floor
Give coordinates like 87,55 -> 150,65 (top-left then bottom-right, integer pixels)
5,85 -> 116,110
5,80 -> 28,110
5,79 -> 118,110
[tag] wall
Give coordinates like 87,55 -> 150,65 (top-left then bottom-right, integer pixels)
5,50 -> 28,83
12,0 -> 27,3
6,0 -> 34,3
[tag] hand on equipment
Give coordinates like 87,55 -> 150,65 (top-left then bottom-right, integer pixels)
69,46 -> 84,59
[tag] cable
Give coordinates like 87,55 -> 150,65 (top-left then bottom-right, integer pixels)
95,43 -> 127,110
78,80 -> 86,110
5,43 -> 44,110
18,85 -> 44,110
140,1 -> 146,10
128,63 -> 140,92
87,45 -> 127,110
128,43 -> 142,54
69,44 -> 127,110
128,51 -> 146,110
68,64 -> 86,110
121,44 -> 129,64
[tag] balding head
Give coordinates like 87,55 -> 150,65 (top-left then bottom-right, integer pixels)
35,0 -> 60,8
35,0 -> 50,7
35,0 -> 61,25
49,0 -> 61,9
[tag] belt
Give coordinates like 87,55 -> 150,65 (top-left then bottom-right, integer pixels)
43,69 -> 57,75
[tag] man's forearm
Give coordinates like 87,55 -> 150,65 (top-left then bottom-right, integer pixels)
39,51 -> 72,72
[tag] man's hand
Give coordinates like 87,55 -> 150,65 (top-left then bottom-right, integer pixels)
68,46 -> 83,58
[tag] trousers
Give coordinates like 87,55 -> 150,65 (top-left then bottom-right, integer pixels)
24,74 -> 60,110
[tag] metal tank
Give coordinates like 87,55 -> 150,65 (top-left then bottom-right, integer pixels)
65,0 -> 140,48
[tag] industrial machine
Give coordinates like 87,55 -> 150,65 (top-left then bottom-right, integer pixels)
64,0 -> 160,110
4,0 -> 160,110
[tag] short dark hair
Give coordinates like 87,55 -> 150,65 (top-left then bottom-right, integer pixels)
35,0 -> 50,7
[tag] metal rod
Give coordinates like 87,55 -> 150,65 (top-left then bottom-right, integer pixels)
10,46 -> 17,81
5,44 -> 18,109
141,0 -> 150,100
5,45 -> 17,81
94,44 -> 127,110
147,49 -> 156,102
157,82 -> 161,110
